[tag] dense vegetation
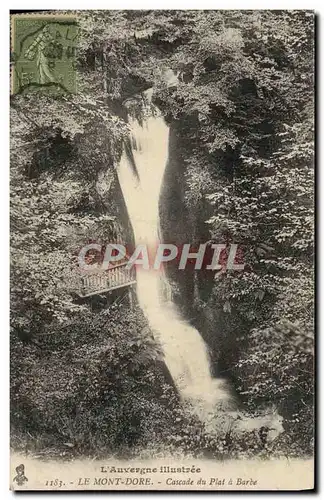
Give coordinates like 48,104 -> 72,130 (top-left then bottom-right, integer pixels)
11,10 -> 314,459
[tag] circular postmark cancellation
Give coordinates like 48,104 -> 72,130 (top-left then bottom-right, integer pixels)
11,14 -> 78,95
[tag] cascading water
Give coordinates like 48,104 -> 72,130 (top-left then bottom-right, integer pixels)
117,89 -> 232,417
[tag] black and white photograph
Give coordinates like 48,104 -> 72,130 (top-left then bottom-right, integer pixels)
9,9 -> 314,491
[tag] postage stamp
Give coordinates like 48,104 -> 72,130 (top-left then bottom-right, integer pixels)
11,14 -> 78,95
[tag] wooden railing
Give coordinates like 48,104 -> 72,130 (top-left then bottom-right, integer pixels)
79,262 -> 136,297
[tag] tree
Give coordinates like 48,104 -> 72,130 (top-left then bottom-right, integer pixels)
10,9 -> 314,457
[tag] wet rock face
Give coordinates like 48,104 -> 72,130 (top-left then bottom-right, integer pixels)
158,118 -> 228,382
106,169 -> 135,251
159,121 -> 215,314
159,121 -> 195,314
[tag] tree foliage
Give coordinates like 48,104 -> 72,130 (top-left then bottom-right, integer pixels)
10,10 -> 314,457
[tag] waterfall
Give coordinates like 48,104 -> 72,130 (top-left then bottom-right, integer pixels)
117,89 -> 233,416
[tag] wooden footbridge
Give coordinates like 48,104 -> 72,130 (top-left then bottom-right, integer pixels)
78,262 -> 136,298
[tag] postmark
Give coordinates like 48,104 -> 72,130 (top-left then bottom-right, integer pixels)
11,14 -> 78,95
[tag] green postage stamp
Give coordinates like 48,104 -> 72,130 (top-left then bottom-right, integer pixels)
11,14 -> 78,94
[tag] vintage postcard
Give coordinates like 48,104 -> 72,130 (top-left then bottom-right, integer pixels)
10,10 -> 315,491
